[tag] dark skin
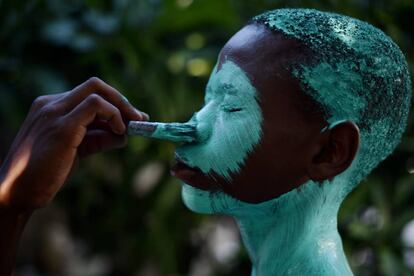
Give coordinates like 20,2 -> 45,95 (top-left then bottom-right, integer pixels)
172,23 -> 360,203
0,77 -> 148,275
0,24 -> 359,275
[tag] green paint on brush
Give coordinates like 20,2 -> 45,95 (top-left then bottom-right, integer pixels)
175,60 -> 263,180
128,121 -> 197,143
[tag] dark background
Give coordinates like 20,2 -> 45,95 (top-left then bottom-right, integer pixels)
1,0 -> 414,275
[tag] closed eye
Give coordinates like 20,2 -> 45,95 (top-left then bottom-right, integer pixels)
226,107 -> 243,113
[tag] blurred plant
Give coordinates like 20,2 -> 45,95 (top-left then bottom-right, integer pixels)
1,0 -> 414,275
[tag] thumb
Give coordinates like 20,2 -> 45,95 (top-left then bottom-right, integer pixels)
78,129 -> 127,158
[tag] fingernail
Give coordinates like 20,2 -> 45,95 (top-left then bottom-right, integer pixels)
141,111 -> 150,121
122,95 -> 130,104
117,123 -> 126,135
135,108 -> 149,121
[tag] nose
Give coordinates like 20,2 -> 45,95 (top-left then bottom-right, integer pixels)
189,107 -> 213,144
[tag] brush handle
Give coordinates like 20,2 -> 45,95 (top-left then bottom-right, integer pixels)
127,121 -> 158,137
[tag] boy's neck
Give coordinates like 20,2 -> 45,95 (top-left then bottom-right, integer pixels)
230,180 -> 353,275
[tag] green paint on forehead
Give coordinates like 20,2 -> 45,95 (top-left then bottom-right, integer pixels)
176,60 -> 263,180
253,8 -> 412,189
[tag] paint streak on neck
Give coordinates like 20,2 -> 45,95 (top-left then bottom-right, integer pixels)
182,178 -> 354,276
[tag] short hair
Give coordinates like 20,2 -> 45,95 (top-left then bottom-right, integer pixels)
253,8 -> 412,191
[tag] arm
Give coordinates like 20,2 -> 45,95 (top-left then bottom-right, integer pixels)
0,208 -> 31,274
0,77 -> 148,275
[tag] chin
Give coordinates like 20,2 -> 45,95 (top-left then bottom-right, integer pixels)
170,156 -> 241,215
170,158 -> 218,214
180,184 -> 218,214
181,183 -> 244,215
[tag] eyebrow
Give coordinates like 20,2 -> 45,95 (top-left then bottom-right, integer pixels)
220,83 -> 238,95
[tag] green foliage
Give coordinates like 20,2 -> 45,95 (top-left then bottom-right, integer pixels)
1,0 -> 414,275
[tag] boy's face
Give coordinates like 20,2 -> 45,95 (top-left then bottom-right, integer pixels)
172,24 -> 326,204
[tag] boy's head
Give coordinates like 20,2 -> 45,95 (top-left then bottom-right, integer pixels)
171,9 -> 411,210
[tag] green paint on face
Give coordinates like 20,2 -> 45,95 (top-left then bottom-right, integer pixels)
175,60 -> 263,180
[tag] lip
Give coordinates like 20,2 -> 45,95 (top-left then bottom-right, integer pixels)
170,153 -> 217,191
170,153 -> 198,181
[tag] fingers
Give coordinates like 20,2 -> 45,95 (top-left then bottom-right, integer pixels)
87,119 -> 114,132
78,130 -> 127,158
64,93 -> 126,136
29,95 -> 54,112
29,93 -> 69,114
60,77 -> 148,121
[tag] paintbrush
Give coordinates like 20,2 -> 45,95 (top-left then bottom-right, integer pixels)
128,121 -> 197,143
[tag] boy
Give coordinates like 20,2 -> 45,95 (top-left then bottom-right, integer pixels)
170,8 -> 411,275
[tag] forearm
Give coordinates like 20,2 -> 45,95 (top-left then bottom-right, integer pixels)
0,206 -> 32,276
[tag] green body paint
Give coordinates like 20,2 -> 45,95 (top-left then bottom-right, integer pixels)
130,9 -> 411,276
183,9 -> 411,276
182,129 -> 360,276
295,62 -> 366,124
182,176 -> 354,275
175,60 -> 263,180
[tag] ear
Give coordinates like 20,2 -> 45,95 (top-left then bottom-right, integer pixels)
307,121 -> 360,182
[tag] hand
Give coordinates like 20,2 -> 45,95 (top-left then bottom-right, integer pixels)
0,77 -> 148,213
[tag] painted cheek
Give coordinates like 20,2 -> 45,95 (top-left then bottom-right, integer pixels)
177,61 -> 263,180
